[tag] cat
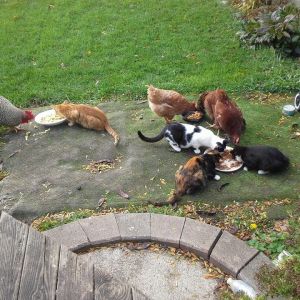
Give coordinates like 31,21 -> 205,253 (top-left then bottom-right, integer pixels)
137,122 -> 228,154
168,150 -> 221,204
52,102 -> 119,145
231,145 -> 289,175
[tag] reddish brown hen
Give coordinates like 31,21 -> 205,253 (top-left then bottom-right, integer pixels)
147,85 -> 198,123
198,89 -> 245,144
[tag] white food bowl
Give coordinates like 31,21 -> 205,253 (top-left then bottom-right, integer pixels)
35,109 -> 66,126
282,104 -> 296,116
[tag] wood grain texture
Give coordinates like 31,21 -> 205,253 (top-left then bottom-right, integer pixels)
18,228 -> 60,300
0,212 -> 29,300
56,246 -> 93,300
94,267 -> 132,300
43,237 -> 60,300
18,228 -> 46,299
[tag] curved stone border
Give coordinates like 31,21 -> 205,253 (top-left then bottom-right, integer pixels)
43,213 -> 274,293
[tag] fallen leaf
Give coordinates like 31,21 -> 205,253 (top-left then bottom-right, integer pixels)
97,198 -> 106,209
160,178 -> 166,185
203,273 -> 221,280
127,242 -> 151,251
196,210 -> 217,217
118,189 -> 130,199
228,226 -> 239,235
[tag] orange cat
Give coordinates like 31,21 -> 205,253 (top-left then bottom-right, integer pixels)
52,102 -> 119,145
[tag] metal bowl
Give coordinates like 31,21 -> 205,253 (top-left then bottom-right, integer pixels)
282,105 -> 296,116
182,110 -> 204,123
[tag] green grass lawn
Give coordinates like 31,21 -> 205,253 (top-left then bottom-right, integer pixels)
0,0 -> 299,107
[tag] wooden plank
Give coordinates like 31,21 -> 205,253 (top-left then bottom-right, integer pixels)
94,267 -> 132,300
43,237 -> 60,300
0,212 -> 29,300
56,246 -> 93,300
18,228 -> 46,299
76,256 -> 94,299
56,246 -> 78,300
18,228 -> 60,300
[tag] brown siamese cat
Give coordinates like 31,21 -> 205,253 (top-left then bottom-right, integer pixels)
52,102 -> 119,145
168,150 -> 221,204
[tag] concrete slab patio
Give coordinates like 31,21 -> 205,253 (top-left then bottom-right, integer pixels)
0,101 -> 299,223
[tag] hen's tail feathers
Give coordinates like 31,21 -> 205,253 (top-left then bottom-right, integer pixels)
196,92 -> 208,112
146,84 -> 155,93
105,124 -> 120,145
137,126 -> 167,143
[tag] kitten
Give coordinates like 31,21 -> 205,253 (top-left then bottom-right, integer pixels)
168,150 -> 221,204
231,145 -> 289,175
52,102 -> 119,145
137,122 -> 227,154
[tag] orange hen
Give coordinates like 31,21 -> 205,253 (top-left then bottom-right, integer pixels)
147,85 -> 197,123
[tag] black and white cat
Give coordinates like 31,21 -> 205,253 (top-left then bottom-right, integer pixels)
231,145 -> 289,175
137,122 -> 227,154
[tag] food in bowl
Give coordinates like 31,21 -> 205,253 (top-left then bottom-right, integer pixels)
40,113 -> 64,123
182,110 -> 204,123
35,109 -> 66,126
215,148 -> 243,172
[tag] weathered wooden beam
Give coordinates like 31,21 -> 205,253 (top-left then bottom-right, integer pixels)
0,212 -> 29,300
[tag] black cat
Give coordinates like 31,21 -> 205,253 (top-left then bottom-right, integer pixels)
231,145 -> 289,175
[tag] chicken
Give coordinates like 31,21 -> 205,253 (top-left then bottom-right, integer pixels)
0,96 -> 34,131
198,89 -> 246,144
147,85 -> 198,123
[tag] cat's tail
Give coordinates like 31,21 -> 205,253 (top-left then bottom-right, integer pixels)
105,124 -> 120,145
167,192 -> 180,205
137,126 -> 167,143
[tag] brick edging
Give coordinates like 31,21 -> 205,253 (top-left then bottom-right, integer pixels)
43,213 -> 273,293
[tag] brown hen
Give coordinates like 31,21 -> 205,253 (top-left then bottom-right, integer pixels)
147,85 -> 197,123
198,89 -> 246,144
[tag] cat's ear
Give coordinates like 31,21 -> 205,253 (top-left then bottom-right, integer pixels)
216,142 -> 222,148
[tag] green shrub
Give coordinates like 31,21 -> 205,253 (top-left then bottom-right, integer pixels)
237,4 -> 300,57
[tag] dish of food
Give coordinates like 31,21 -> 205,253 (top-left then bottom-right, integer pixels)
182,110 -> 204,123
35,109 -> 66,126
215,148 -> 243,172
